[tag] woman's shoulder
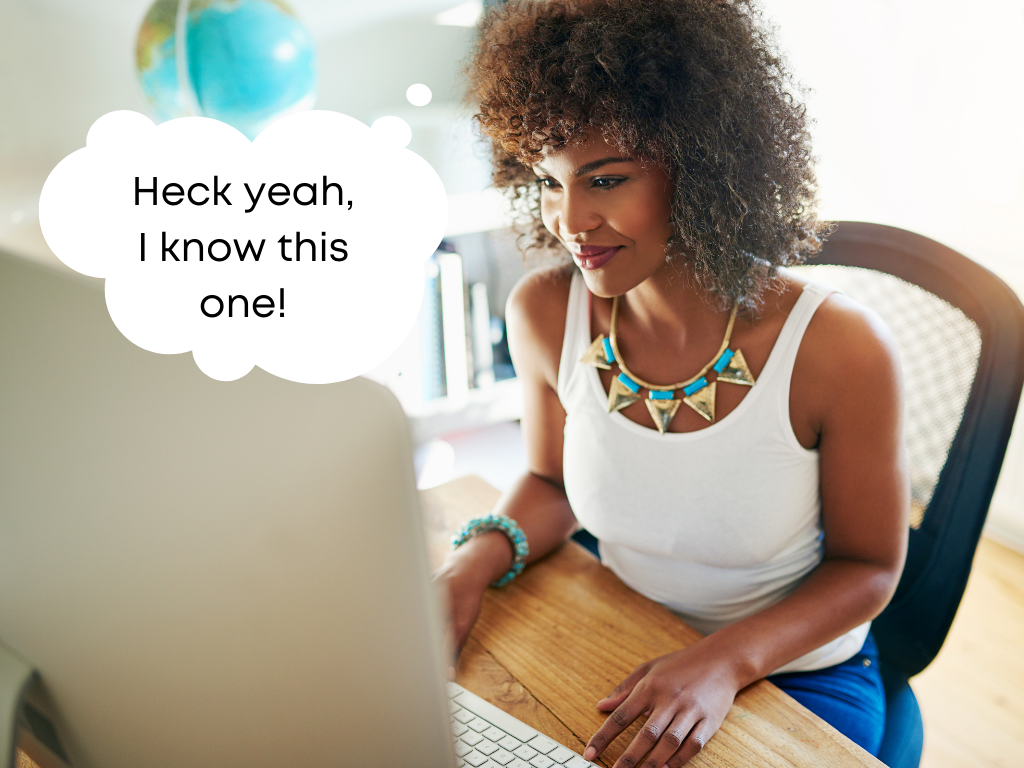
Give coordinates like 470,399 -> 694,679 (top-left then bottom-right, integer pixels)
505,264 -> 576,389
777,270 -> 900,372
780,270 -> 903,436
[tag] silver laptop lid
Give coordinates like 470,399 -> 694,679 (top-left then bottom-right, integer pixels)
0,252 -> 455,768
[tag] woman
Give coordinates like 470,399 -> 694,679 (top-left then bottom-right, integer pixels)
436,1 -> 909,765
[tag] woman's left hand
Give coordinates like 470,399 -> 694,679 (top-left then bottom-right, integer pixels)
583,639 -> 743,768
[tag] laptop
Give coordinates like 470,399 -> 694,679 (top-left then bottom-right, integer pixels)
0,251 -> 456,767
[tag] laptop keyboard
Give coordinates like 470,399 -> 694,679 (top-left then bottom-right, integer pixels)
447,682 -> 598,768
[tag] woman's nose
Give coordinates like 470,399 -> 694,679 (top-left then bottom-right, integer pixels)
559,190 -> 601,237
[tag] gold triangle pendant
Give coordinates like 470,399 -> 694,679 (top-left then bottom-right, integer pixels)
645,398 -> 681,434
580,334 -> 612,369
607,375 -> 641,413
683,380 -> 716,422
717,349 -> 755,386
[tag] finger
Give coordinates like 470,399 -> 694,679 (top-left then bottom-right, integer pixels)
635,712 -> 695,768
608,711 -> 677,768
665,719 -> 710,768
584,689 -> 645,762
597,663 -> 650,710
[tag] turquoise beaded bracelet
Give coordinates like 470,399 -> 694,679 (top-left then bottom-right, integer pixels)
450,514 -> 529,588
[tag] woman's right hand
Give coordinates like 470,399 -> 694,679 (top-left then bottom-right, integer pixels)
434,530 -> 515,661
435,561 -> 486,661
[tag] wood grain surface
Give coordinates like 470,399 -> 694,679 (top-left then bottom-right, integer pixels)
425,475 -> 882,768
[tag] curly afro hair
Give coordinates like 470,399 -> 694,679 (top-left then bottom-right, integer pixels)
467,0 -> 831,306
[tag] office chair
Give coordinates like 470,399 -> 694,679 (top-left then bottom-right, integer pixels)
796,221 -> 1024,768
569,221 -> 1024,767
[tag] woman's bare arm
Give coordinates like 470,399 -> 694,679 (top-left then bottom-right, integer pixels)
703,293 -> 909,679
435,268 -> 579,652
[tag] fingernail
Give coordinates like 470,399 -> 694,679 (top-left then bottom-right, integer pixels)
584,746 -> 596,761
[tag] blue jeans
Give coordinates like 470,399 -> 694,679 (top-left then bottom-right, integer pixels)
767,633 -> 886,756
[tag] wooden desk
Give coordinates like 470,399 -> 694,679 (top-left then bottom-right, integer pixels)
422,475 -> 883,768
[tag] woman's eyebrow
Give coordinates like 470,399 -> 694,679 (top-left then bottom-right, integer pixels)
574,156 -> 635,176
533,156 -> 636,178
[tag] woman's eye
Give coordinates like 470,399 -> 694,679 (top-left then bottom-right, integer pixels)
538,177 -> 561,190
592,176 -> 625,189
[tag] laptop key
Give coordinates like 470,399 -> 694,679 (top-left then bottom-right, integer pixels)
548,746 -> 575,764
477,739 -> 499,756
454,709 -> 475,724
564,757 -> 593,768
455,742 -> 473,757
452,721 -> 470,737
513,745 -> 538,761
508,761 -> 531,768
483,726 -> 506,742
468,717 -> 491,732
464,751 -> 488,767
527,735 -> 558,754
498,735 -> 522,751
529,756 -> 554,768
462,731 -> 484,746
491,748 -> 515,765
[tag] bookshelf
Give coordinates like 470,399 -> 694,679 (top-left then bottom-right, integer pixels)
354,100 -> 525,439
364,223 -> 529,442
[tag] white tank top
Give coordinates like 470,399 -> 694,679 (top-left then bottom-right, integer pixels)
557,272 -> 869,673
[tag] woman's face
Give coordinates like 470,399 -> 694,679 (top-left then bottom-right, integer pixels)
534,131 -> 674,297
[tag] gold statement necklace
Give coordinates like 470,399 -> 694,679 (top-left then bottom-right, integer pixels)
580,296 -> 757,433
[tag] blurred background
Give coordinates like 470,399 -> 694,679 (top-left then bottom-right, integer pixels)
0,2 -> 1022,765
5,0 -> 1019,540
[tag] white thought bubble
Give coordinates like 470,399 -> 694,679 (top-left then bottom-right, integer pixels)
38,110 -> 447,383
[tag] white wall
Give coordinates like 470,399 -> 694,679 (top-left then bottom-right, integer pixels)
314,16 -> 491,196
762,0 -> 1024,545
0,1 -> 149,254
2,0 -> 1021,540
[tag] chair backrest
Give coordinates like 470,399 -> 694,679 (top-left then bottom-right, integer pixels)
795,221 -> 1024,678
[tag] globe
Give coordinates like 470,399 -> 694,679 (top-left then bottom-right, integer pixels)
135,0 -> 317,140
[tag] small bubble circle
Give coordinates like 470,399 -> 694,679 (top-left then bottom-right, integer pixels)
406,83 -> 433,107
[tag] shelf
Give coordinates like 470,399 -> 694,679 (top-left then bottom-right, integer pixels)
407,377 -> 522,443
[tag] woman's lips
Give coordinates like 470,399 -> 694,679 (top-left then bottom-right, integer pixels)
572,246 -> 622,270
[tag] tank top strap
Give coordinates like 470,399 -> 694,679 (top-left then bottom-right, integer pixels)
757,281 -> 837,386
557,271 -> 589,400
